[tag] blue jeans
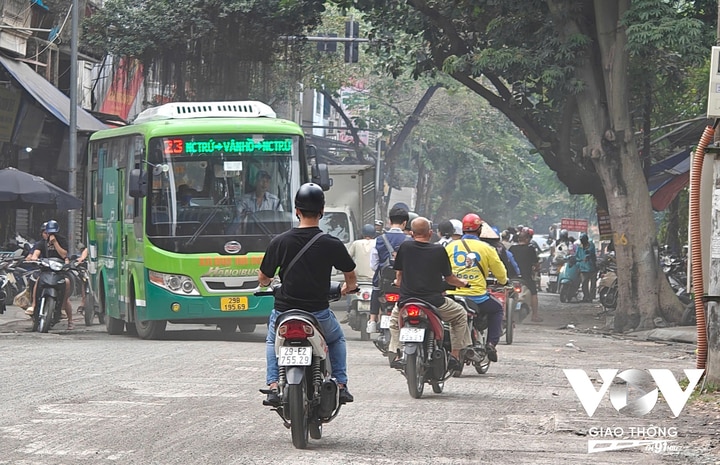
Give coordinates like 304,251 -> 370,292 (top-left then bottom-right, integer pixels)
469,295 -> 503,346
266,308 -> 348,385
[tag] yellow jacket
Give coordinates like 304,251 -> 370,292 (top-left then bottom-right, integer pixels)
444,236 -> 508,296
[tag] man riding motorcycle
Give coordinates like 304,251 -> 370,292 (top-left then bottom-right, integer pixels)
258,183 -> 358,406
387,216 -> 482,369
444,213 -> 508,362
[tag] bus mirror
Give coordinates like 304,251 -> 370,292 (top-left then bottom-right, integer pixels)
129,168 -> 148,198
311,163 -> 331,191
306,144 -> 318,161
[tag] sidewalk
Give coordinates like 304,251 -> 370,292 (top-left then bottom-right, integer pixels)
532,293 -> 698,345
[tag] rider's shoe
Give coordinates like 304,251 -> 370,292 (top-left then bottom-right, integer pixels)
339,386 -> 354,404
486,342 -> 498,362
447,354 -> 462,372
261,388 -> 281,407
366,319 -> 378,333
389,350 -> 404,369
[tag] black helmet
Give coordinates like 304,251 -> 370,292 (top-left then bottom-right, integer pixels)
294,183 -> 324,213
405,212 -> 419,231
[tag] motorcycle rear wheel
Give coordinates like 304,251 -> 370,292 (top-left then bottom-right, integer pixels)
288,382 -> 309,449
82,305 -> 93,326
559,284 -> 569,303
38,297 -> 55,333
505,300 -> 514,345
358,312 -> 370,341
405,350 -> 425,399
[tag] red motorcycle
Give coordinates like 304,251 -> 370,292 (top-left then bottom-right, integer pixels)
395,294 -> 489,397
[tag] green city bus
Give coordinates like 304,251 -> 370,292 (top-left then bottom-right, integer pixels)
86,101 -> 328,339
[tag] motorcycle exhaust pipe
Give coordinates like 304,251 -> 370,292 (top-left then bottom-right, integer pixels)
318,380 -> 338,418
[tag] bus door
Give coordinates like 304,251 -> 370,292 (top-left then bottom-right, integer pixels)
102,167 -> 123,318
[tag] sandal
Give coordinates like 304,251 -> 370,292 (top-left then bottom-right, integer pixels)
67,321 -> 75,330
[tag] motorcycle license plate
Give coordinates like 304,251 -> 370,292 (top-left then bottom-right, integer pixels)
380,315 -> 391,329
357,301 -> 371,312
278,346 -> 312,366
399,327 -> 425,342
549,275 -> 558,282
220,297 -> 248,311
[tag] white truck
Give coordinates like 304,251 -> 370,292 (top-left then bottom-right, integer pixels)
320,164 -> 376,246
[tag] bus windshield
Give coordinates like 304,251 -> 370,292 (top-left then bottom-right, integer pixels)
145,134 -> 300,253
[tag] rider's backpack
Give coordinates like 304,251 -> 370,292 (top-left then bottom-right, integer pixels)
378,234 -> 400,292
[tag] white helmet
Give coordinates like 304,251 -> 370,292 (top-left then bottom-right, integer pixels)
450,219 -> 463,236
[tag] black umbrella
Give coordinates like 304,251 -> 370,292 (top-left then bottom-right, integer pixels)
0,167 -> 82,210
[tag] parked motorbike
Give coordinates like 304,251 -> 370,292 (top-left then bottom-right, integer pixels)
373,288 -> 400,357
256,281 -> 356,449
71,261 -> 105,326
394,290 -> 488,398
31,258 -> 79,333
596,254 -> 618,312
558,256 -> 582,303
346,282 -> 373,341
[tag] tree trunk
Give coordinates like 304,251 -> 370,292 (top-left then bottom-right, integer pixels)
548,0 -> 684,330
434,159 -> 459,220
320,89 -> 366,161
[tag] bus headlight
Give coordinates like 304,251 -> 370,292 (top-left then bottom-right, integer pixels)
149,271 -> 200,296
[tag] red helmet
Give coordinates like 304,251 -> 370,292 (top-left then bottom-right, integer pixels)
462,213 -> 483,232
526,228 -> 534,237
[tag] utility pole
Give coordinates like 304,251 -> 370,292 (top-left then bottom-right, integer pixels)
68,0 -> 78,249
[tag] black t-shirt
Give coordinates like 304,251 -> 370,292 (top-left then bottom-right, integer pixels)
260,227 -> 355,312
509,243 -> 537,279
394,240 -> 451,307
34,234 -> 69,260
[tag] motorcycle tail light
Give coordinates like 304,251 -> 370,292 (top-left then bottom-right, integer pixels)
405,304 -> 422,318
513,282 -> 523,294
278,320 -> 314,340
362,291 -> 371,300
385,293 -> 400,303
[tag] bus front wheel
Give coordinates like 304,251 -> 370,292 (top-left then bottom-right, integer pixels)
136,319 -> 166,340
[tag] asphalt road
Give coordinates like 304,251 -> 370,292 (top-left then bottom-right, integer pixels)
0,292 -> 715,465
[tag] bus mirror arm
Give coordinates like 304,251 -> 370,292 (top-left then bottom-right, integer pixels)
129,168 -> 148,198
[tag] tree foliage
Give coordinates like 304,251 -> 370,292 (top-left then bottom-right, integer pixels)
82,0 -> 327,101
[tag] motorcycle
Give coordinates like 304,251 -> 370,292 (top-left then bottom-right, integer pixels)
486,275 -> 524,345
546,255 -> 565,293
394,291 -> 489,398
558,255 -> 582,303
346,281 -> 373,341
373,288 -> 400,358
72,261 -> 105,326
596,254 -> 618,312
257,281 -> 356,449
31,258 -> 80,333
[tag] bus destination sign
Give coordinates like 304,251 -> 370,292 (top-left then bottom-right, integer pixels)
163,137 -> 293,156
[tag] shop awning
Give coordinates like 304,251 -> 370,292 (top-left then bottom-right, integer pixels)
0,55 -> 107,132
647,148 -> 691,211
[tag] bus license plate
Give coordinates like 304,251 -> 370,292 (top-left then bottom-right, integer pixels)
278,346 -> 312,366
380,315 -> 391,329
220,297 -> 249,311
399,327 -> 425,342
